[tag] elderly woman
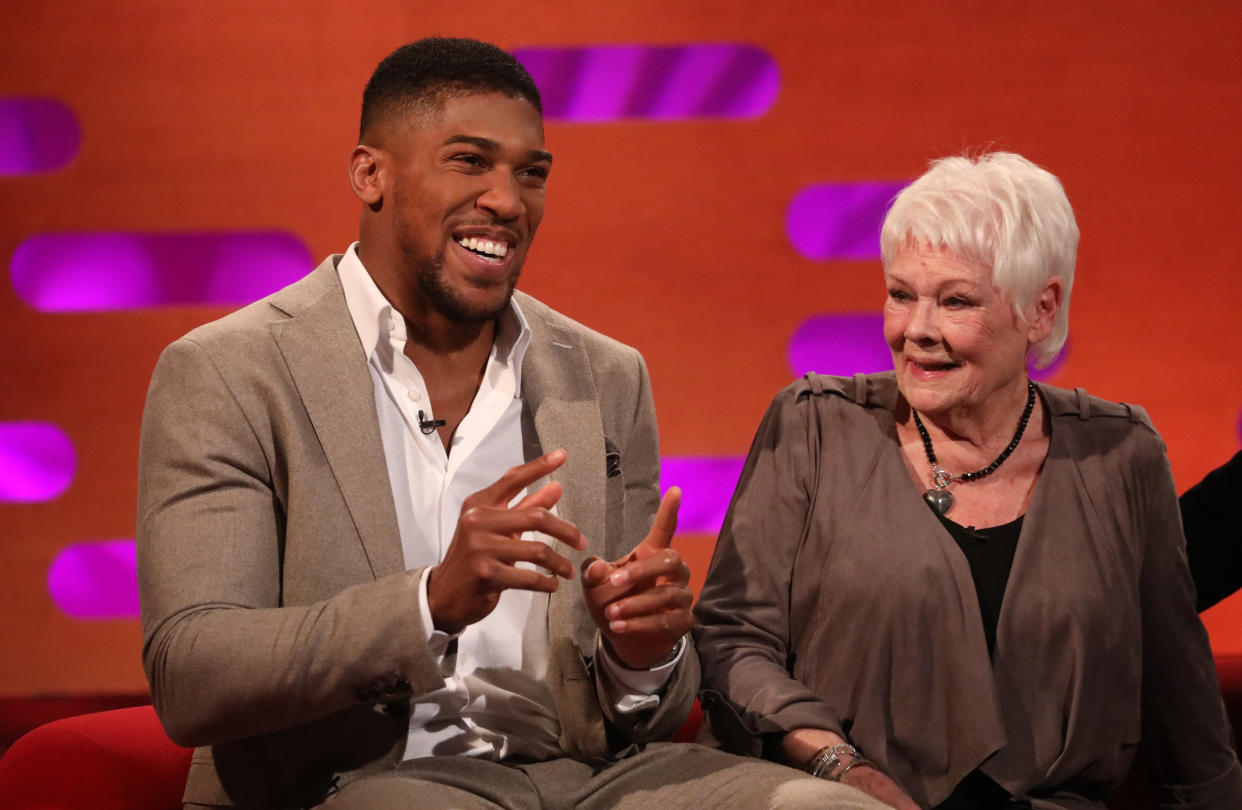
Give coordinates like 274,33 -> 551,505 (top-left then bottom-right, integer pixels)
694,152 -> 1242,810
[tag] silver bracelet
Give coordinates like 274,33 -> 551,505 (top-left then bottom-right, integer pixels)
834,755 -> 874,781
808,743 -> 861,780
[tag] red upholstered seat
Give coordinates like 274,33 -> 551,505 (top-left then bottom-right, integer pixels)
0,704 -> 191,810
1216,654 -> 1242,728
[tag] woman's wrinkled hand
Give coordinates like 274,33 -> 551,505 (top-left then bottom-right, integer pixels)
840,765 -> 922,810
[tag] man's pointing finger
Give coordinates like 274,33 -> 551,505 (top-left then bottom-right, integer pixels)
640,487 -> 681,552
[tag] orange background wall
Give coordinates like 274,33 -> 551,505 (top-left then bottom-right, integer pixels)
2,0 -> 1241,698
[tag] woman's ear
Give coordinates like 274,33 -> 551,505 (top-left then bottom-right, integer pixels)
348,145 -> 384,207
1027,275 -> 1063,344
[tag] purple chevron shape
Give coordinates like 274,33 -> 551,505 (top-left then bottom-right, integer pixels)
0,421 -> 75,502
788,312 -> 892,378
0,98 -> 81,175
10,231 -> 312,311
661,456 -> 745,534
514,43 -> 779,122
786,181 -> 908,261
48,540 -> 139,620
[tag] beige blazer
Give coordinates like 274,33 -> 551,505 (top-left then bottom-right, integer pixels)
137,257 -> 697,809
694,373 -> 1242,810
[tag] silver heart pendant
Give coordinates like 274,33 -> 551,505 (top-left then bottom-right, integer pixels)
923,488 -> 954,516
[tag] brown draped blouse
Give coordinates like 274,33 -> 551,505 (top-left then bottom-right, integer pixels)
693,373 -> 1241,809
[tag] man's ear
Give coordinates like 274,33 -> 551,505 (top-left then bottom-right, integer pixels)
1026,275 -> 1063,344
349,145 -> 385,207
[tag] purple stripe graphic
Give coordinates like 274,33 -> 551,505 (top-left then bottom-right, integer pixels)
786,182 -> 908,261
0,98 -> 81,175
10,231 -> 312,312
791,315 -> 1068,382
48,540 -> 139,620
0,422 -> 75,502
662,456 -> 745,534
788,313 -> 892,378
1028,339 -> 1069,381
515,44 -> 779,122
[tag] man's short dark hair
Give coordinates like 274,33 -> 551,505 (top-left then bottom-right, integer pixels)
360,37 -> 542,139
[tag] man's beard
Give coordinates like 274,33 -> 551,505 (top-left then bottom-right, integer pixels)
393,195 -> 521,324
411,246 -> 520,323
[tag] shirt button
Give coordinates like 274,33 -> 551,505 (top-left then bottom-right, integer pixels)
407,389 -> 422,401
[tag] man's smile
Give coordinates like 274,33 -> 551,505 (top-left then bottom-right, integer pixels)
456,235 -> 509,259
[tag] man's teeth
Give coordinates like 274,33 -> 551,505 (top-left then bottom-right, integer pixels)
457,236 -> 509,258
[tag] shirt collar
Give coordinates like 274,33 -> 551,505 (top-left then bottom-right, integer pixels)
337,243 -> 531,397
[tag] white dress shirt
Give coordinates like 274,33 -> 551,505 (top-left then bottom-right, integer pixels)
336,245 -> 678,762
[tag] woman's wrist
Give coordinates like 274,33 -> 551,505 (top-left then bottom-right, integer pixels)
781,727 -> 845,767
804,742 -> 874,781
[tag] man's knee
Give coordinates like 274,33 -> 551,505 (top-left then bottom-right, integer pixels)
709,761 -> 889,810
767,774 -> 890,810
326,773 -> 506,810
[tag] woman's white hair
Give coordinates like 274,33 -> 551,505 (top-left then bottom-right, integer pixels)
879,151 -> 1078,367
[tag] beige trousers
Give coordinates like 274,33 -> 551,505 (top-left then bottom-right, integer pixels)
323,743 -> 889,810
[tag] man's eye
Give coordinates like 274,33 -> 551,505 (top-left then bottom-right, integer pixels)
520,167 -> 549,181
453,154 -> 485,167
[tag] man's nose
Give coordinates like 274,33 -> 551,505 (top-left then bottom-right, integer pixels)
477,171 -> 524,221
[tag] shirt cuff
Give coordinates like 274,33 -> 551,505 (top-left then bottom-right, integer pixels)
418,566 -> 457,660
595,635 -> 685,715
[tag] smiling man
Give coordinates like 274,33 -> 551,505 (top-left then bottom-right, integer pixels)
136,38 -> 886,810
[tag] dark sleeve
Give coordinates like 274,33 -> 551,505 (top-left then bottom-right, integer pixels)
693,388 -> 842,756
138,338 -> 443,747
1180,451 -> 1242,612
1138,445 -> 1242,809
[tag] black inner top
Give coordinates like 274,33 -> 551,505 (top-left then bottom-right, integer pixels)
934,511 -> 1023,658
929,508 -> 1025,810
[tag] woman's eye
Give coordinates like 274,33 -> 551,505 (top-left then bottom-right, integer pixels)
888,289 -> 912,302
944,296 -> 971,308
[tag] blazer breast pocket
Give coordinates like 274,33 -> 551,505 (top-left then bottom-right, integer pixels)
603,437 -> 627,554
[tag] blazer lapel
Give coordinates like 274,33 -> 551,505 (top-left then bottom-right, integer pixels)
520,304 -> 606,652
268,258 -> 404,579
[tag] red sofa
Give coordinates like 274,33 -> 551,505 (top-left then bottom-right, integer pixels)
0,702 -> 191,810
2,658 -> 1240,809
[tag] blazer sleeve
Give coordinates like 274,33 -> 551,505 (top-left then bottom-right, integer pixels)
137,337 -> 444,748
1136,443 -> 1242,809
693,387 -> 843,756
594,348 -> 701,744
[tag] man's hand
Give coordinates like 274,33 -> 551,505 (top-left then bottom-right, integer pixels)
582,488 -> 692,669
428,449 -> 587,635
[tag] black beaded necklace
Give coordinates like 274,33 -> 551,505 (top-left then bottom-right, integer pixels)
911,381 -> 1036,516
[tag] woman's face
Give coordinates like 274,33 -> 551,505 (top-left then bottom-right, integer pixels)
883,244 -> 1037,419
